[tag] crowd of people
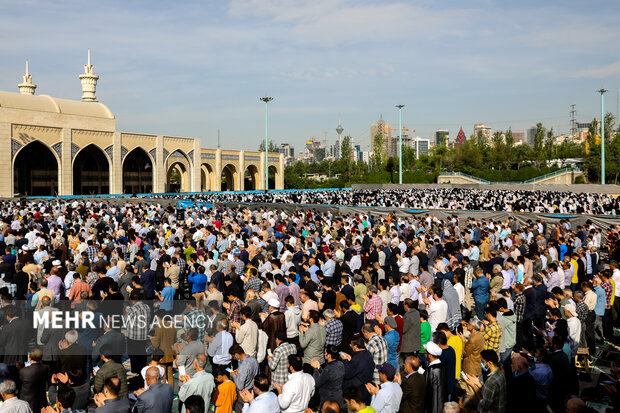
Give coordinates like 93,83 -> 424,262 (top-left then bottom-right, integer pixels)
0,197 -> 617,413
149,188 -> 620,215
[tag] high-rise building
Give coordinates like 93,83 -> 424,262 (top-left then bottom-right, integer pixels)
473,124 -> 492,141
335,123 -> 344,159
370,114 -> 391,157
279,143 -> 294,158
526,125 -> 537,146
454,127 -> 466,148
435,130 -> 449,145
412,137 -> 430,158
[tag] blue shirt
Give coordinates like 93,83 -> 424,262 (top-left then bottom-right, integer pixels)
309,265 -> 320,283
188,271 -> 207,294
160,286 -> 175,311
370,381 -> 403,413
469,246 -> 480,261
559,244 -> 568,261
106,266 -> 121,282
594,285 -> 606,316
384,330 -> 400,370
471,276 -> 490,304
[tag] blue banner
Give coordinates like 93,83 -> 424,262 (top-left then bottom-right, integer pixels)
178,201 -> 214,209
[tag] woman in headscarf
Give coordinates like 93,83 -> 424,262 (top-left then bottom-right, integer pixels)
442,278 -> 462,330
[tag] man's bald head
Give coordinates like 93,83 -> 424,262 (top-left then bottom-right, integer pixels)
566,398 -> 586,413
511,356 -> 529,374
145,366 -> 161,385
404,356 -> 420,374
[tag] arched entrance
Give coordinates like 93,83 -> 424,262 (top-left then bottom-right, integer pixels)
165,150 -> 191,193
166,162 -> 188,193
123,148 -> 153,194
73,144 -> 109,195
14,141 -> 59,196
221,164 -> 237,191
268,165 -> 278,190
201,164 -> 214,192
244,165 -> 259,190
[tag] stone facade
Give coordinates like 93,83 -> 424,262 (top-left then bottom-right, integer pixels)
0,90 -> 284,197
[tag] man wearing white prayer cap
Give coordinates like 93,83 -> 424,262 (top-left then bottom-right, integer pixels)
424,341 -> 447,413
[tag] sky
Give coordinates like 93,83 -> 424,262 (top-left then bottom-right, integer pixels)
1,0 -> 619,152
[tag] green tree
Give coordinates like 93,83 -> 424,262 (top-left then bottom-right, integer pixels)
608,132 -> 620,183
258,140 -> 279,152
586,113 -> 618,183
339,135 -> 353,181
385,157 -> 397,183
372,133 -> 385,171
533,123 -> 546,168
454,139 -> 482,170
475,131 -> 490,161
544,128 -> 555,162
402,146 -> 416,170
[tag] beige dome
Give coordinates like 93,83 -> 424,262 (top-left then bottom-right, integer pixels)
0,90 -> 114,119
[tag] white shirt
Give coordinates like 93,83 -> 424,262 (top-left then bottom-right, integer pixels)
454,283 -> 465,305
567,316 -> 581,348
277,371 -> 315,413
427,300 -> 448,332
613,269 -> 620,297
208,330 -> 233,365
409,279 -> 421,301
371,381 -> 403,413
242,391 -> 281,413
0,396 -> 33,413
399,283 -> 412,302
63,271 -> 76,298
349,255 -> 362,272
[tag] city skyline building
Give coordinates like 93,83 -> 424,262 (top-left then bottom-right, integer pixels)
435,129 -> 449,145
473,123 -> 492,141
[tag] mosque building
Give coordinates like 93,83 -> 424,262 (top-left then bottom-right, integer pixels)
0,51 -> 284,198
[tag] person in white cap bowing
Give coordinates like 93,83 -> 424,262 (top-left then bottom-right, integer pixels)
563,303 -> 581,355
424,341 -> 447,413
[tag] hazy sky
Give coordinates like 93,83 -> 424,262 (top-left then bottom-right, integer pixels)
1,0 -> 619,151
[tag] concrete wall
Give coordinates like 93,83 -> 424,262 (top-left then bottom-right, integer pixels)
435,170 -> 592,188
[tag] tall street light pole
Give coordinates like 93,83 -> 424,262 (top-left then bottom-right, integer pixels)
260,97 -> 273,190
596,89 -> 607,185
395,105 -> 405,184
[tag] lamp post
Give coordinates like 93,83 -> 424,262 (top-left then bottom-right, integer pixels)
260,97 -> 273,190
596,89 -> 607,185
395,105 -> 405,184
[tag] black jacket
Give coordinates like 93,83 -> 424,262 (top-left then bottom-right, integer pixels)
523,287 -> 536,320
0,317 -> 30,364
533,283 -> 547,317
339,310 -> 359,350
343,349 -> 374,402
19,363 -> 51,412
425,362 -> 447,413
507,371 -> 537,413
313,360 -> 345,408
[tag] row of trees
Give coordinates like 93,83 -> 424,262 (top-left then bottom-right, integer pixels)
274,115 -> 620,188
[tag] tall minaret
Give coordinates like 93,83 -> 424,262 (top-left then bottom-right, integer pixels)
79,49 -> 99,101
18,60 -> 36,95
336,120 -> 344,159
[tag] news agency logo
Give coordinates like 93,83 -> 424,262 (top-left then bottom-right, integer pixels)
32,311 -> 218,330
